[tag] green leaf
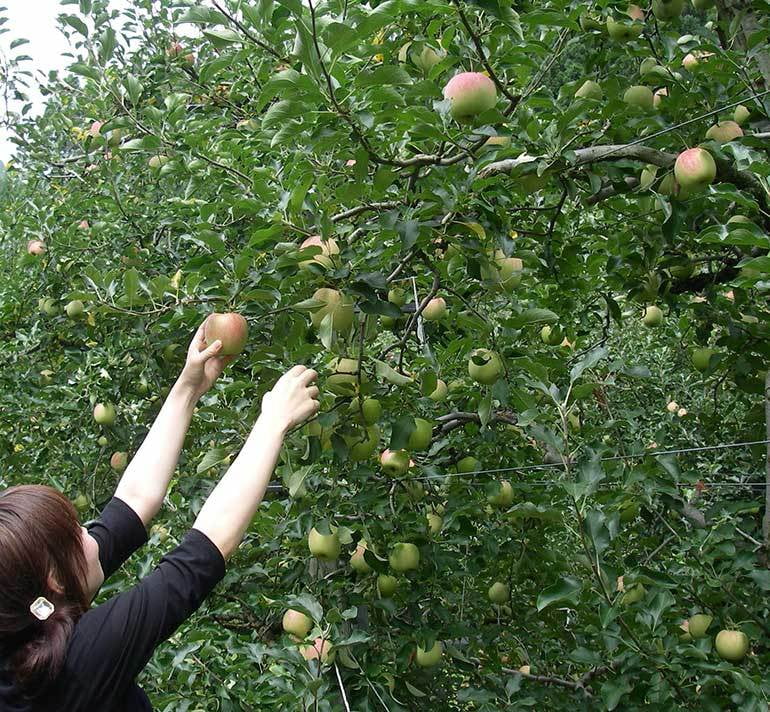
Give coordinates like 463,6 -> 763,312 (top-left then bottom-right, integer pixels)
285,592 -> 323,623
98,28 -> 116,64
60,14 -> 89,37
178,7 -> 228,24
536,576 -> 582,611
372,358 -> 414,386
202,28 -> 243,46
196,447 -> 229,474
123,268 -> 139,307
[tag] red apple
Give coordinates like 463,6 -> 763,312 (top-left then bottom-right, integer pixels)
443,72 -> 497,121
27,239 -> 47,256
674,148 -> 716,192
204,312 -> 249,356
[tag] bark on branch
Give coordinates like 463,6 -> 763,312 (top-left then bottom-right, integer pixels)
436,409 -> 518,434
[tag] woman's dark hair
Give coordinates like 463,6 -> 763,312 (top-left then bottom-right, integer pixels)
0,485 -> 90,694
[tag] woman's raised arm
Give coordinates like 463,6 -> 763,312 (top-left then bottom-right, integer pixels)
114,319 -> 231,527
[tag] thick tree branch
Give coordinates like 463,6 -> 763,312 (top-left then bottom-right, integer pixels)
436,409 -> 518,434
331,201 -> 400,223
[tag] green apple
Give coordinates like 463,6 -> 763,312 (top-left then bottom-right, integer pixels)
389,542 -> 420,572
415,641 -> 443,667
488,582 -> 509,604
687,613 -> 713,639
715,630 -> 749,662
93,402 -> 116,425
606,17 -> 643,41
65,300 -> 84,319
283,609 -> 312,639
426,512 -> 443,535
73,493 -> 89,512
350,541 -> 372,574
344,426 -> 380,461
468,348 -> 503,385
488,480 -> 513,507
652,0 -> 684,19
388,287 -> 407,307
733,104 -> 750,126
428,379 -> 448,402
327,357 -> 365,396
38,297 -> 57,316
97,435 -> 108,447
621,583 -> 646,605
575,80 -> 602,100
705,121 -> 743,144
377,574 -> 398,597
308,527 -> 340,561
643,305 -> 663,327
311,288 -> 355,334
692,347 -> 716,372
624,85 -> 654,111
380,448 -> 410,476
457,456 -> 480,474
422,297 -> 446,321
300,637 -> 335,664
407,418 -> 433,451
541,325 -> 564,346
350,397 -> 381,425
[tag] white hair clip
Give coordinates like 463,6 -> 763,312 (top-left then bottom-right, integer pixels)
30,597 -> 55,621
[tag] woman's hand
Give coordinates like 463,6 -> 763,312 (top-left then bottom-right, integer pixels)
260,365 -> 320,435
177,319 -> 234,399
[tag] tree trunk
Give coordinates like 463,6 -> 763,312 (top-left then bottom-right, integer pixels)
763,369 -> 770,566
715,0 -> 770,97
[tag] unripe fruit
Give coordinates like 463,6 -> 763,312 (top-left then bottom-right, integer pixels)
606,17 -> 643,42
308,527 -> 340,561
407,418 -> 433,451
621,583 -> 646,604
541,325 -> 564,346
468,348 -> 503,385
488,582 -> 509,604
38,298 -> 57,316
377,574 -> 398,597
350,541 -> 372,573
705,121 -> 743,144
204,312 -> 249,356
666,401 -> 679,413
282,609 -> 312,639
97,435 -> 108,447
413,45 -> 446,73
415,641 -> 443,667
428,379 -> 448,402
148,154 -> 170,169
692,0 -> 715,9
715,630 -> 749,662
674,148 -> 716,192
380,448 -> 410,476
353,397 -> 381,425
110,451 -> 128,472
389,542 -> 420,572
311,288 -> 355,334
623,85 -> 654,111
73,494 -> 89,512
442,72 -> 497,121
488,480 -> 514,507
343,425 -> 380,461
643,305 -> 663,327
692,347 -> 716,372
575,80 -> 602,100
457,456 -> 480,474
480,249 -> 523,292
733,104 -> 750,126
426,512 -> 443,535
652,0 -> 684,20
387,287 -> 406,307
65,300 -> 84,319
93,402 -> 116,425
422,297 -> 446,321
687,613 -> 713,639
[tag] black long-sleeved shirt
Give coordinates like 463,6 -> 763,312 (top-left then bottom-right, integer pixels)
0,497 -> 226,711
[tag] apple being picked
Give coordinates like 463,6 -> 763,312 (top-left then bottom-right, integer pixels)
204,312 -> 249,356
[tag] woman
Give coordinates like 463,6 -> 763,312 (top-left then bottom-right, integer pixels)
0,319 -> 320,711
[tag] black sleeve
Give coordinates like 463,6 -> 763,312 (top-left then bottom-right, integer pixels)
85,496 -> 148,579
66,529 -> 226,694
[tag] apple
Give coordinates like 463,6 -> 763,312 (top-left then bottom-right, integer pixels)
658,172 -> 678,196
669,260 -> 694,280
579,13 -> 604,31
148,155 -> 170,169
541,325 -> 564,346
377,574 -> 398,597
691,0 -> 715,8
388,287 -> 407,307
404,481 -> 425,502
666,400 -> 679,413
456,456 -> 480,474
488,582 -> 509,604
715,630 -> 749,662
389,542 -> 420,572
380,448 -> 410,476
167,41 -> 185,57
93,403 -> 116,425
350,541 -> 372,573
468,348 -> 503,385
300,637 -> 334,664
428,379 -> 448,402
110,451 -> 128,472
621,583 -> 646,604
204,312 -> 248,356
283,609 -> 312,639
606,17 -> 643,41
623,85 -> 654,111
639,57 -> 658,76
27,239 -> 47,256
682,51 -> 712,70
687,613 -> 713,639
627,4 -> 645,20
299,235 -> 339,270
308,527 -> 340,561
413,45 -> 446,73
311,288 -> 355,334
480,250 -> 523,292
488,480 -> 514,508
65,300 -> 84,319
344,425 -> 380,461
691,347 -> 716,372
652,0 -> 684,19
73,494 -> 89,512
705,121 -> 743,143
426,512 -> 443,535
575,80 -> 602,100
326,357 -> 364,396
442,72 -> 497,121
422,297 -> 446,321
97,435 -> 108,447
674,148 -> 716,192
415,641 -> 443,667
643,305 -> 663,327
352,397 -> 381,425
639,165 -> 658,190
653,87 -> 668,108
407,418 -> 433,451
38,298 -> 57,316
733,104 -> 750,126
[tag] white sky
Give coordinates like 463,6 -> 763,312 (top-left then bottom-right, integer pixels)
0,0 -> 76,161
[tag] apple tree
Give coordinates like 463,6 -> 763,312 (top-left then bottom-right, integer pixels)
1,0 -> 769,709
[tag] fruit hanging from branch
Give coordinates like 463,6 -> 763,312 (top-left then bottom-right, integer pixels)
389,542 -> 420,572
442,72 -> 497,121
204,312 -> 249,356
308,527 -> 340,561
715,630 -> 749,663
93,402 -> 117,425
282,609 -> 312,640
674,148 -> 716,192
468,349 -> 503,385
415,641 -> 443,667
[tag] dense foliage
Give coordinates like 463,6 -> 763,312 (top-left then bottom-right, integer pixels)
1,0 -> 769,709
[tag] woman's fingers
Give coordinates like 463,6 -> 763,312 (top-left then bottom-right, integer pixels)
307,385 -> 320,399
298,368 -> 318,385
198,339 -> 223,362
